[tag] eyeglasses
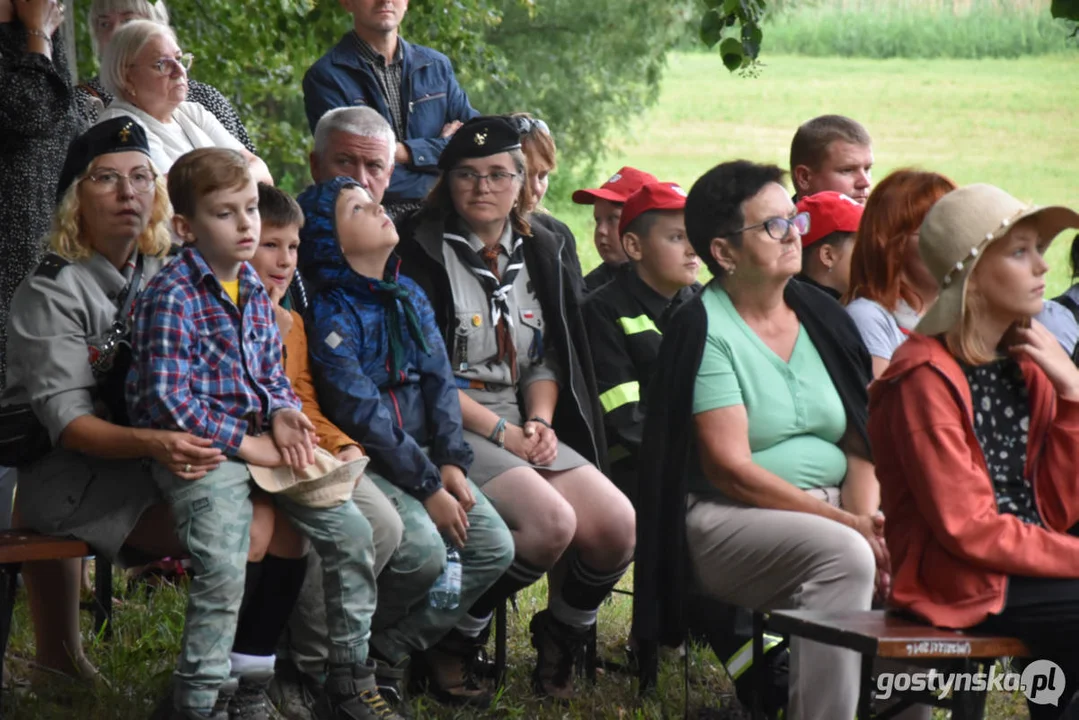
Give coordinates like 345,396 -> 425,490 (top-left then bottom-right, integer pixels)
82,168 -> 158,194
736,211 -> 811,241
510,116 -> 550,137
134,53 -> 194,76
448,169 -> 518,191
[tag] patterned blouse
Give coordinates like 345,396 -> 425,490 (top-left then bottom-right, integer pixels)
962,358 -> 1043,526
0,23 -> 90,389
77,75 -> 255,153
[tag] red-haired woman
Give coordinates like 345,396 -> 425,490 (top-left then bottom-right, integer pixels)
844,169 -> 956,378
869,184 -> 1079,719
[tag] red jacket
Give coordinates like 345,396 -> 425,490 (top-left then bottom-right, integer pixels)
868,333 -> 1079,629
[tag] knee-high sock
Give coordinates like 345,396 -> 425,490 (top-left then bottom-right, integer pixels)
465,557 -> 547,622
549,553 -> 630,630
232,555 -> 309,659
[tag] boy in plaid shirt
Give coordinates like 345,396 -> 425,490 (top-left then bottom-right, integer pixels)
128,148 -> 399,720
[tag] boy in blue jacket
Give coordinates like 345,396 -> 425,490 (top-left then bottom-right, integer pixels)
297,176 -> 513,707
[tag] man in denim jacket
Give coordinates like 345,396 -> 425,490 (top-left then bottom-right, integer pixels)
303,0 -> 479,212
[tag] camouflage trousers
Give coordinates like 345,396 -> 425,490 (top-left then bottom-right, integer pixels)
153,459 -> 377,712
285,470 -> 514,674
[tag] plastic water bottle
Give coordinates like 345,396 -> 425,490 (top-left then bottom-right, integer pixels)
429,543 -> 462,610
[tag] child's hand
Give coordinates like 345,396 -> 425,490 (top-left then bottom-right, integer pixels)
335,445 -> 365,463
268,284 -> 293,336
423,488 -> 469,549
272,409 -> 316,471
237,434 -> 285,468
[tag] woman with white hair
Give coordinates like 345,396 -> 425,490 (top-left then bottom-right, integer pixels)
94,20 -> 270,181
77,0 -> 254,151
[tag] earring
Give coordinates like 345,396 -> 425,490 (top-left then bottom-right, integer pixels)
727,265 -> 736,277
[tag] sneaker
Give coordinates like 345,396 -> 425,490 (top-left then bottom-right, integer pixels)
316,661 -> 403,720
229,669 -> 284,720
150,678 -> 237,720
528,609 -> 589,701
268,660 -> 321,720
368,655 -> 409,711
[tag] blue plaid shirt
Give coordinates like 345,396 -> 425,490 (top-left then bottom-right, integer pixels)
126,247 -> 300,455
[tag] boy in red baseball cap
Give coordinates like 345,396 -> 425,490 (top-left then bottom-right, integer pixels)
581,182 -> 699,505
572,166 -> 658,292
795,190 -> 864,300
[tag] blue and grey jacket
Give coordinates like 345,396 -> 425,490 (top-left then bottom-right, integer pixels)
298,177 -> 473,501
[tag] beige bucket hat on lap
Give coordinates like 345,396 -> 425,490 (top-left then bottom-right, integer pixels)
915,183 -> 1079,336
248,448 -> 368,508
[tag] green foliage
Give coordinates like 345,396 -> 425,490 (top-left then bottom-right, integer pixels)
697,0 -> 768,72
71,0 -> 687,197
761,0 -> 1076,59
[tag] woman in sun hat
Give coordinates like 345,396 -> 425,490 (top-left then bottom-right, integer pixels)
868,183 -> 1079,720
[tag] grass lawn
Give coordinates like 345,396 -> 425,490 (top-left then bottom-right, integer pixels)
7,51 -> 1079,719
551,51 -> 1079,295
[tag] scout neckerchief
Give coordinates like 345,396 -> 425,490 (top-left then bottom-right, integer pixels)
444,224 -> 525,380
367,260 -> 430,381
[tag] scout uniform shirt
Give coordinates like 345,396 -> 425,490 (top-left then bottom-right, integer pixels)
443,222 -> 562,394
582,269 -> 697,472
3,250 -> 167,442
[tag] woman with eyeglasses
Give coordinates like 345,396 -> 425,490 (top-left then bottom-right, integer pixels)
94,20 -> 270,181
844,169 -> 956,378
0,120 -> 291,706
398,116 -> 634,700
77,0 -> 255,152
635,161 -> 887,720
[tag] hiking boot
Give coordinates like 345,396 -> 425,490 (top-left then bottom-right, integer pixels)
316,661 -> 403,720
229,669 -> 284,720
529,609 -> 590,701
150,678 -> 238,720
415,629 -> 492,708
268,659 -> 321,720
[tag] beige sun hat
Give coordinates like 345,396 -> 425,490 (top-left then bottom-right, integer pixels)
915,183 -> 1079,336
247,448 -> 368,509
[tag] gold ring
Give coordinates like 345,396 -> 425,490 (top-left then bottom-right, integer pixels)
183,463 -> 192,473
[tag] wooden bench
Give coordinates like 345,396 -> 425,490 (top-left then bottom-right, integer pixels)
0,530 -> 113,715
753,609 -> 1030,720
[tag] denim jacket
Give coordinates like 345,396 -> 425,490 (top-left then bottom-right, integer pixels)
303,34 -> 479,204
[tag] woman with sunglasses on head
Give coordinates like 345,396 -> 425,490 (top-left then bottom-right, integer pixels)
398,116 -> 634,700
77,0 -> 255,152
844,169 -> 956,378
869,185 -> 1079,720
510,112 -> 586,298
635,161 -> 887,720
94,20 -> 269,181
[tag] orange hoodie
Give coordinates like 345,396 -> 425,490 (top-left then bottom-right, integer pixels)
282,310 -> 362,456
868,333 -> 1079,629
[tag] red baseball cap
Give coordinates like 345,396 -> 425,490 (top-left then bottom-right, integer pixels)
571,166 -> 659,205
618,182 -> 688,237
796,191 -> 864,248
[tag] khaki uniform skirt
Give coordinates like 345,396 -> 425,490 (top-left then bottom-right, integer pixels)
17,448 -> 162,568
463,386 -> 588,487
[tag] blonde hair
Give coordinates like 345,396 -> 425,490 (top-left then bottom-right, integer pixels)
944,218 -> 1040,366
89,0 -> 170,57
50,162 -> 173,262
100,20 -> 177,99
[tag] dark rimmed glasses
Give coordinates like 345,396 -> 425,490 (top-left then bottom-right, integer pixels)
736,211 -> 811,241
510,116 -> 550,137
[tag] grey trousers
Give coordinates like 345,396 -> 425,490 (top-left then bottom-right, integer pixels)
285,476 -> 403,678
685,492 -> 876,720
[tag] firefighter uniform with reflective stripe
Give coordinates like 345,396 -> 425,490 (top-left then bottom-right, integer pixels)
582,269 -> 696,504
